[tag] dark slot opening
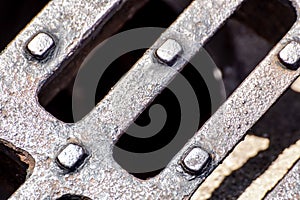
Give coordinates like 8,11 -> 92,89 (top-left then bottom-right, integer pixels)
204,0 -> 296,95
57,194 -> 91,200
38,0 -> 190,123
0,0 -> 50,52
0,139 -> 35,200
113,54 -> 212,179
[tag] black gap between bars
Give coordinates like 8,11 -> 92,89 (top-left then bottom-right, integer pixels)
0,0 -> 50,52
38,0 -> 188,123
0,140 -> 35,200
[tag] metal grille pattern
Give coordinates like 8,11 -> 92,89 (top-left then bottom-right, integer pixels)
0,0 -> 299,199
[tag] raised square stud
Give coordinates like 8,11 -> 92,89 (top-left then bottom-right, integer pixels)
27,32 -> 55,60
56,143 -> 88,172
156,39 -> 182,66
181,147 -> 210,175
278,41 -> 300,70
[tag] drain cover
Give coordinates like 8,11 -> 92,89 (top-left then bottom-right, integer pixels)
0,0 -> 299,199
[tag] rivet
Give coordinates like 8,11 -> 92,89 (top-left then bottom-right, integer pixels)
56,143 -> 88,172
279,41 -> 300,70
156,39 -> 182,66
27,32 -> 55,60
181,147 -> 210,175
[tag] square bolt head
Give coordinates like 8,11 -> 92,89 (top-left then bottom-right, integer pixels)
155,39 -> 182,66
56,143 -> 88,172
279,41 -> 300,70
27,32 -> 55,59
181,147 -> 210,174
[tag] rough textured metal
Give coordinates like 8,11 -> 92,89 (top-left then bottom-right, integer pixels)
0,0 -> 298,199
156,39 -> 183,65
181,147 -> 210,174
56,143 -> 87,172
279,41 -> 300,70
265,160 -> 300,200
26,32 -> 55,59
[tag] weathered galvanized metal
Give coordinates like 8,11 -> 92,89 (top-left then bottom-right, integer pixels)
0,0 -> 299,199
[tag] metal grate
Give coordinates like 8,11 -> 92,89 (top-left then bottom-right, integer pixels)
0,0 -> 299,199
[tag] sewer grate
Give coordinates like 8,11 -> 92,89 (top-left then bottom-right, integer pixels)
0,0 -> 299,199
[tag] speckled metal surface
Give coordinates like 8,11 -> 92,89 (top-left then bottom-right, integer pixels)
0,0 -> 299,199
265,160 -> 300,200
